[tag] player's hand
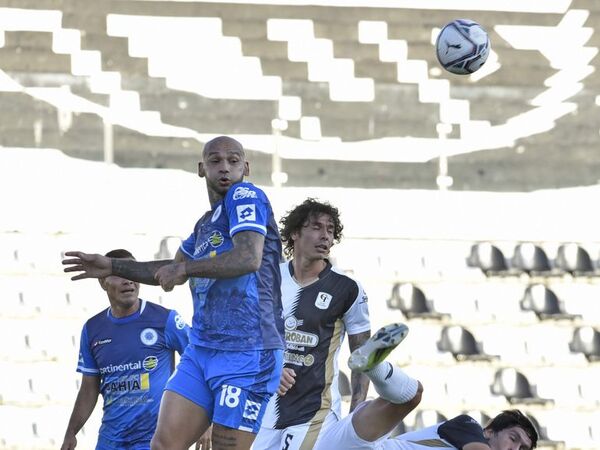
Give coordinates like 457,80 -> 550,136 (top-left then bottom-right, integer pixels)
154,262 -> 188,292
277,367 -> 296,396
195,424 -> 212,450
62,251 -> 111,281
60,434 -> 77,450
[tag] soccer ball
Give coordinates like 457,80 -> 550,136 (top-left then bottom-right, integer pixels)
435,19 -> 490,75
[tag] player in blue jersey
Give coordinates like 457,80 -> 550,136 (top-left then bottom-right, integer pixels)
311,323 -> 538,450
61,249 -> 190,450
62,136 -> 285,450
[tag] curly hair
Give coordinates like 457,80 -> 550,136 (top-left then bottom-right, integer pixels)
485,410 -> 538,449
280,198 -> 343,258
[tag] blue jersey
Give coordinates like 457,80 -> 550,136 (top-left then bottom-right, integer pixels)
77,300 -> 190,445
180,181 -> 284,351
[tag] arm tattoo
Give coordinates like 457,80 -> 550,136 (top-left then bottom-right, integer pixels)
348,330 -> 371,411
185,231 -> 264,279
111,258 -> 173,285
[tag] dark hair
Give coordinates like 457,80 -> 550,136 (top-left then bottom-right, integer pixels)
485,410 -> 538,449
104,249 -> 135,259
279,198 -> 343,258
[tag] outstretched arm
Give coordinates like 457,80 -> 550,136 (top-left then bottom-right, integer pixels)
62,252 -> 180,285
61,375 -> 100,450
348,331 -> 371,411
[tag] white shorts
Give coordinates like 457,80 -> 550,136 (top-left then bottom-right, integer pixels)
253,410 -> 338,450
312,402 -> 393,450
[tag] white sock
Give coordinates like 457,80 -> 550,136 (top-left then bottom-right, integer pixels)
366,362 -> 418,404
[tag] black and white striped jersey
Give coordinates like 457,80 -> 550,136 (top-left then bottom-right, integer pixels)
261,260 -> 371,429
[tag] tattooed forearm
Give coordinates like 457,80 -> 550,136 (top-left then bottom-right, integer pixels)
185,231 -> 264,279
348,330 -> 371,411
112,258 -> 173,285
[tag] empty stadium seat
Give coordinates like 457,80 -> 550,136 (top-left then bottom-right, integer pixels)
520,284 -> 579,320
555,243 -> 595,275
569,326 -> 600,361
466,242 -> 509,276
436,325 -> 497,362
413,410 -> 447,429
490,368 -> 547,405
387,283 -> 445,320
154,235 -> 183,259
511,243 -> 552,275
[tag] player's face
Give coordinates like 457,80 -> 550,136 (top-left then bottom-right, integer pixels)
486,426 -> 533,450
102,274 -> 140,309
293,213 -> 335,260
199,145 -> 249,198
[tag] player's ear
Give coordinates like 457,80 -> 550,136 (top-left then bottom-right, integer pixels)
198,161 -> 206,178
98,278 -> 107,291
243,161 -> 250,176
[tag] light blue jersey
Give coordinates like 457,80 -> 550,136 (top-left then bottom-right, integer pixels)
180,181 -> 284,351
78,299 -> 190,446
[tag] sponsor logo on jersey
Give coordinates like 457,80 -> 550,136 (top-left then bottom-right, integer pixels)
105,373 -> 150,394
92,338 -> 112,348
359,293 -> 368,304
174,314 -> 186,330
142,355 -> 159,371
284,351 -> 315,367
140,328 -> 158,346
315,292 -> 333,309
99,360 -> 142,375
236,204 -> 256,222
242,400 -> 262,420
284,316 -> 303,330
285,330 -> 319,348
211,204 -> 222,222
233,186 -> 257,200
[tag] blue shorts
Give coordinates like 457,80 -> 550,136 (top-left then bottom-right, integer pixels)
96,436 -> 150,450
165,345 -> 283,433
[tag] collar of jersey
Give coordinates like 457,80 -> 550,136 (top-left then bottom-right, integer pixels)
107,298 -> 146,324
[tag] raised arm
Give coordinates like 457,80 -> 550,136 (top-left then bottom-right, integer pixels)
61,375 -> 100,450
348,330 -> 371,411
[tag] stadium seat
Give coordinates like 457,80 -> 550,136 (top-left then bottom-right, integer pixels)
490,368 -> 548,405
569,326 -> 600,361
154,235 -> 183,259
520,284 -> 579,320
511,243 -> 552,275
436,325 -> 497,362
555,243 -> 595,275
463,410 -> 491,427
466,242 -> 509,276
413,410 -> 447,429
386,283 -> 446,320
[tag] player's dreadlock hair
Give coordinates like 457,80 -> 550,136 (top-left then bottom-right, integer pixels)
280,198 -> 343,259
484,410 -> 538,449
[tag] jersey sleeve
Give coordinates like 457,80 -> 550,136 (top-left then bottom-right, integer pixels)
438,415 -> 488,449
180,227 -> 198,259
225,183 -> 269,237
76,323 -> 99,375
164,310 -> 191,354
343,281 -> 371,335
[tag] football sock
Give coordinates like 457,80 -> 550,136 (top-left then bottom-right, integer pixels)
365,362 -> 418,404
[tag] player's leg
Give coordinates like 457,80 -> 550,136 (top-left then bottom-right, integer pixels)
348,323 -> 422,442
151,390 -> 211,450
151,346 -> 214,450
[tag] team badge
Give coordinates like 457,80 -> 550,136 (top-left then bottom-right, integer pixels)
211,205 -> 222,222
140,328 -> 158,346
143,355 -> 159,371
315,292 -> 333,310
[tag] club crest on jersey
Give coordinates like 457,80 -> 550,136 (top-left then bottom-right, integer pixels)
211,205 -> 222,223
140,328 -> 158,346
315,292 -> 332,309
236,204 -> 256,222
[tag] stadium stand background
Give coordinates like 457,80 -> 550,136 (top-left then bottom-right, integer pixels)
0,0 -> 599,449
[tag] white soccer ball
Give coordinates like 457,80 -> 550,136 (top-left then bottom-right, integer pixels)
435,19 -> 490,75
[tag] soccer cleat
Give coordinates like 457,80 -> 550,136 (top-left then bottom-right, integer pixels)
348,323 -> 409,372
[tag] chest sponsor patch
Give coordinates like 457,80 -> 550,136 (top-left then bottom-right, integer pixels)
315,292 -> 332,310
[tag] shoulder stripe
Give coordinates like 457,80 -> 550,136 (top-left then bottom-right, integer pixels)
230,223 -> 267,235
408,439 -> 453,447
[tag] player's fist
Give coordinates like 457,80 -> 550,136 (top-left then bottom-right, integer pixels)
277,368 -> 296,396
